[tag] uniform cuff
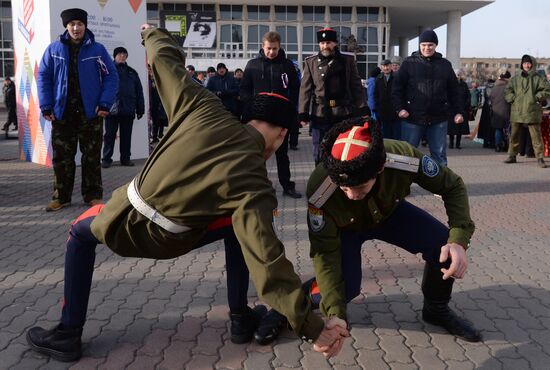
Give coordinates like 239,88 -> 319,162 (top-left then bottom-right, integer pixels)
296,309 -> 324,342
326,305 -> 347,321
448,228 -> 470,250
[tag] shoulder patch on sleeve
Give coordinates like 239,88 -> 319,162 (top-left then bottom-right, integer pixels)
385,153 -> 420,173
421,155 -> 440,177
308,176 -> 338,208
308,204 -> 325,232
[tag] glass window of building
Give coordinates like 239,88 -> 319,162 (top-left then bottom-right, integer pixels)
247,5 -> 270,21
331,26 -> 351,46
220,24 -> 243,58
274,6 -> 297,21
275,25 -> 298,61
190,4 -> 215,12
1,1 -> 11,18
329,7 -> 352,22
303,6 -> 325,22
146,3 -> 159,20
162,3 -> 187,11
220,5 -> 243,20
248,24 -> 270,53
358,26 -> 379,53
302,25 -> 323,54
357,7 -> 379,22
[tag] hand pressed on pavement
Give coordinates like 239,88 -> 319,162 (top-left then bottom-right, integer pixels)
439,242 -> 468,280
313,316 -> 349,358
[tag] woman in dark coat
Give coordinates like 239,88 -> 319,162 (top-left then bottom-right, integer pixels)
477,79 -> 495,148
448,69 -> 470,149
488,68 -> 511,152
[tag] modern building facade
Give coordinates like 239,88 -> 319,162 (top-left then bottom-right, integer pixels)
2,0 -> 496,81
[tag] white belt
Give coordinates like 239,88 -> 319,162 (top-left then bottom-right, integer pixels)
127,178 -> 191,234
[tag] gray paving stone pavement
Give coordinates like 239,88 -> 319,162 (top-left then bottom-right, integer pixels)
0,118 -> 549,369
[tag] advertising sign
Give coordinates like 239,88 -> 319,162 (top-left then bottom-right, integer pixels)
160,11 -> 216,48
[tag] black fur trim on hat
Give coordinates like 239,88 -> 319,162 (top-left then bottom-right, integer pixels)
321,116 -> 386,187
317,29 -> 338,43
242,93 -> 297,129
61,8 -> 88,28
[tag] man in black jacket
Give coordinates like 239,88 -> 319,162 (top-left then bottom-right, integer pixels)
102,47 -> 145,168
241,31 -> 302,199
392,30 -> 463,166
374,59 -> 400,140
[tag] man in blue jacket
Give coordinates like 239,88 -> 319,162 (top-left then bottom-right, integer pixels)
101,47 -> 145,168
38,8 -> 118,211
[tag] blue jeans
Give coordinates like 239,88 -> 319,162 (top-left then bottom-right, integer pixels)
494,128 -> 504,147
401,120 -> 448,166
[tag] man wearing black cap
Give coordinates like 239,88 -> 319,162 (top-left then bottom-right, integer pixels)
38,8 -> 118,211
101,47 -> 144,168
206,62 -> 240,116
504,54 -> 550,168
375,59 -> 401,140
186,64 -> 201,84
392,29 -> 463,166
299,28 -> 368,164
26,26 -> 348,362
303,116 -> 482,345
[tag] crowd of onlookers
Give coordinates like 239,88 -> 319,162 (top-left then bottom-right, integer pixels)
4,11 -> 550,213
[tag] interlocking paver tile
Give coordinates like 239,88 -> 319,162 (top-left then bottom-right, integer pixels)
2,125 -> 550,369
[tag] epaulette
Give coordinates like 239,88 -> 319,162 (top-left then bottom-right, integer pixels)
304,54 -> 317,60
308,176 -> 338,208
385,153 -> 420,173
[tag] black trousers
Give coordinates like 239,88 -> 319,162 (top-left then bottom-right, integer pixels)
102,116 -> 134,164
275,132 -> 294,191
61,206 -> 250,328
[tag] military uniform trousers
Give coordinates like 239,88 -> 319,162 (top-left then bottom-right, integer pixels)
51,109 -> 103,204
61,205 -> 250,329
335,200 -> 450,303
509,122 -> 544,158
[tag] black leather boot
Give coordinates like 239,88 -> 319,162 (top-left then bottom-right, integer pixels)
229,305 -> 267,344
26,323 -> 83,362
254,309 -> 287,345
421,265 -> 482,342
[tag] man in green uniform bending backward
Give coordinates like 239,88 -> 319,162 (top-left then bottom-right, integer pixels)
303,116 -> 482,343
25,26 -> 348,363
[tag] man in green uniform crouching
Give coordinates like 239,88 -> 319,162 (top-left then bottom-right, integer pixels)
25,25 -> 348,362
303,116 -> 482,342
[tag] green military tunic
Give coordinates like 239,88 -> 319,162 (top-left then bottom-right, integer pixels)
91,28 -> 323,341
306,139 -> 475,320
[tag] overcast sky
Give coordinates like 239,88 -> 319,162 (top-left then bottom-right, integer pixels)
407,0 -> 550,59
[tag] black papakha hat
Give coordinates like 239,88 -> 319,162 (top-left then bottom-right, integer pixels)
61,8 -> 88,28
317,28 -> 338,43
321,116 -> 386,187
242,92 -> 297,129
419,29 -> 438,45
113,47 -> 128,59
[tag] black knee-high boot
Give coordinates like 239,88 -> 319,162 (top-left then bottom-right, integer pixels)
421,264 -> 482,342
